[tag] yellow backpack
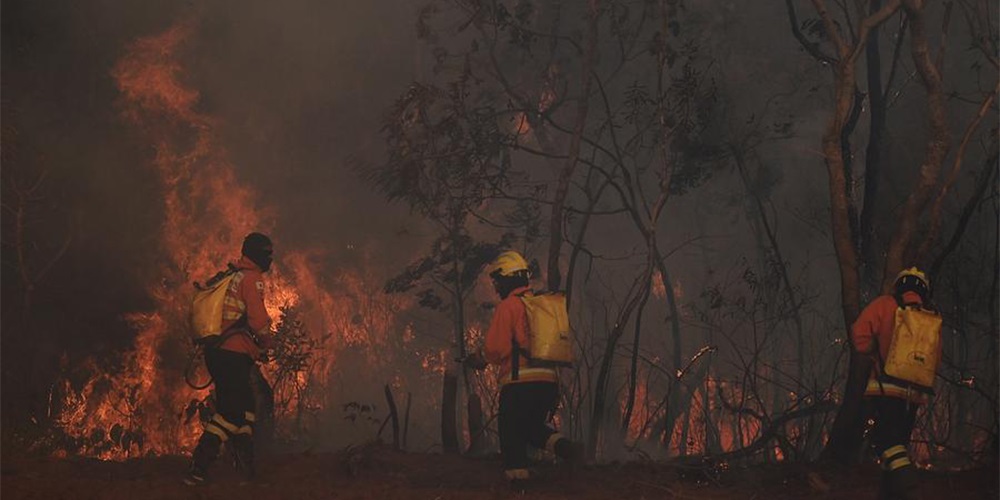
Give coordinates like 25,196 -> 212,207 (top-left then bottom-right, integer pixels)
519,291 -> 573,367
190,265 -> 240,343
881,300 -> 942,394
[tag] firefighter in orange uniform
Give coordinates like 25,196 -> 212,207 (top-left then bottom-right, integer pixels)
185,232 -> 276,485
468,251 -> 582,487
851,267 -> 941,500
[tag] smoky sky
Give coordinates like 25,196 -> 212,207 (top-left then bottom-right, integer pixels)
4,0 -> 997,459
1,0 -> 433,342
4,0 -> 992,350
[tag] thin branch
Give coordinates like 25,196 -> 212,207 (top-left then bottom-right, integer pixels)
917,83 -> 998,263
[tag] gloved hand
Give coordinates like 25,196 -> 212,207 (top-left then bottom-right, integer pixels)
258,349 -> 274,363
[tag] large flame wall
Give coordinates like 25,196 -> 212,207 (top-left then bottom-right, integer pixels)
51,17 -> 414,459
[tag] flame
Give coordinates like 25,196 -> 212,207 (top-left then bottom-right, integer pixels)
50,16 -> 310,459
47,13 -> 538,462
651,271 -> 666,299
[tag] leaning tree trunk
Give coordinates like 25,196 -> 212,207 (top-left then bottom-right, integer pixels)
545,0 -> 599,292
441,368 -> 459,453
817,52 -> 870,468
811,0 -> 903,463
881,0 -> 951,292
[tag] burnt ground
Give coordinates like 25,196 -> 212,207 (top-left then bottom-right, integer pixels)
1,445 -> 997,500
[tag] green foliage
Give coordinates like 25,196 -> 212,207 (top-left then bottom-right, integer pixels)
271,306 -> 323,377
384,231 -> 516,312
365,81 -> 514,227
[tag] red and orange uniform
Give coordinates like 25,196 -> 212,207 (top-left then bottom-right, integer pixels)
485,286 -> 557,386
218,255 -> 274,359
850,290 -> 941,404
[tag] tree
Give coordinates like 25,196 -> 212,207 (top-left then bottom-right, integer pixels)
787,0 -> 999,462
399,0 -> 726,459
364,80 -> 516,453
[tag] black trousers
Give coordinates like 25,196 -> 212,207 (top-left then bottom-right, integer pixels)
868,396 -> 919,461
498,381 -> 559,471
206,348 -> 255,430
191,348 -> 255,473
868,397 -> 921,499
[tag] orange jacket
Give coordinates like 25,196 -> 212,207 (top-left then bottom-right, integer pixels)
484,286 -> 557,385
218,256 -> 274,359
851,290 -> 939,403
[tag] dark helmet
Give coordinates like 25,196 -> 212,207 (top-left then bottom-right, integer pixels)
242,232 -> 273,272
894,267 -> 930,301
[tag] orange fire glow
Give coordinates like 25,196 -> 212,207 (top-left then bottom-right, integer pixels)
49,16 -> 373,459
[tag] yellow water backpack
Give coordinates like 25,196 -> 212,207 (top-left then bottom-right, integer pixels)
519,291 -> 573,367
190,265 -> 240,343
880,298 -> 942,394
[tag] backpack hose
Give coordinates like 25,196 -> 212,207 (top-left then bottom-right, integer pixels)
184,343 -> 213,390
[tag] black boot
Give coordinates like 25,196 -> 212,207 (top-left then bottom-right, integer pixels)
553,438 -> 584,465
877,471 -> 892,500
888,465 -> 920,500
231,433 -> 256,483
184,433 -> 222,486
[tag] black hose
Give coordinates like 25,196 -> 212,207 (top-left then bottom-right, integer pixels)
184,345 -> 213,390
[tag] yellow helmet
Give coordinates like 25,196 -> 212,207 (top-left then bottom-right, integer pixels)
894,267 -> 930,297
490,251 -> 530,278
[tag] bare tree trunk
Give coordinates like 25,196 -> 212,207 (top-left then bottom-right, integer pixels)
587,268 -> 651,459
441,369 -> 459,453
806,0 -> 903,463
860,0 -> 893,295
546,0 -> 599,291
814,7 -> 890,464
621,282 -> 652,434
929,145 -> 999,277
384,384 -> 400,450
466,392 -> 486,455
881,0 -> 951,290
403,392 -> 412,451
918,89 -> 998,267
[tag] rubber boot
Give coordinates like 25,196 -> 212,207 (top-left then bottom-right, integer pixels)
184,433 -> 222,486
888,465 -> 920,500
877,471 -> 892,500
553,438 -> 584,465
231,433 -> 255,483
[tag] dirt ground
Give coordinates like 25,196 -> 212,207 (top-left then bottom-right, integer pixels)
2,445 -> 997,500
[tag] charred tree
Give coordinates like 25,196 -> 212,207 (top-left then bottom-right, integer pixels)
545,0 -> 600,292
790,0 -> 996,462
440,369 -> 459,453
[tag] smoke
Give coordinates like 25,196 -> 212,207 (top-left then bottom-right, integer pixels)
3,0 -> 995,466
1,0 -> 430,342
1,0 -> 434,448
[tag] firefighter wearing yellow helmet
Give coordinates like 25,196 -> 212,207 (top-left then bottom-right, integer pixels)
490,250 -> 531,280
851,266 -> 942,500
467,250 -> 582,489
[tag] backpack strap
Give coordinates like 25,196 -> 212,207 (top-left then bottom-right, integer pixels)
510,290 -> 536,380
511,338 -> 520,381
198,263 -> 241,290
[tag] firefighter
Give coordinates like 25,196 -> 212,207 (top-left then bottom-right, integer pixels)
467,251 -> 582,487
852,267 -> 941,500
184,232 -> 276,486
